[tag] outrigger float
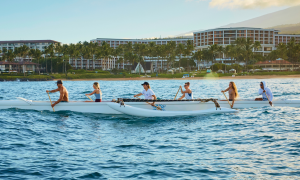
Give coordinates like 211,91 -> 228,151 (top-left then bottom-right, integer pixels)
0,97 -> 299,117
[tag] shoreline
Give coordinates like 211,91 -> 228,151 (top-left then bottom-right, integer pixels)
52,75 -> 300,81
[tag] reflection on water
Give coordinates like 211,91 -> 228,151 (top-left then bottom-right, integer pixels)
0,79 -> 300,179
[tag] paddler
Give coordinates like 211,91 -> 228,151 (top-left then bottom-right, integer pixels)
255,81 -> 273,106
46,80 -> 69,108
178,82 -> 193,100
221,81 -> 239,108
134,82 -> 157,106
85,82 -> 102,102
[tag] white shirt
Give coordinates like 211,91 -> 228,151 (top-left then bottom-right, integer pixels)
258,81 -> 273,101
142,89 -> 155,100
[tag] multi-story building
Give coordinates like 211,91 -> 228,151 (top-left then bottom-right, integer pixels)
193,27 -> 300,68
0,40 -> 59,52
73,38 -> 192,71
0,40 -> 59,72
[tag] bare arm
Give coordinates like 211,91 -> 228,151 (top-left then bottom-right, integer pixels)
52,91 -> 64,107
86,90 -> 96,96
178,94 -> 185,100
134,93 -> 143,97
150,95 -> 157,106
221,87 -> 230,92
46,88 -> 59,93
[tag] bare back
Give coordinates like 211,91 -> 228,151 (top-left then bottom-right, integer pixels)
60,86 -> 69,102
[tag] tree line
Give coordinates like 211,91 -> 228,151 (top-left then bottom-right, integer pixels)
1,37 -> 300,73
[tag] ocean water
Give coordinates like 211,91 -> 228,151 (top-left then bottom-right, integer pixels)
0,78 -> 300,179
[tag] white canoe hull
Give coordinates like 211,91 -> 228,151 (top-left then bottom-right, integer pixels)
108,103 -> 237,117
0,98 -> 299,114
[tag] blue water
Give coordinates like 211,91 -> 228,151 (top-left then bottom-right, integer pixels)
1,79 -> 300,179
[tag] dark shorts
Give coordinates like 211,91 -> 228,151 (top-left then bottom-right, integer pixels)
229,99 -> 233,101
95,99 -> 102,102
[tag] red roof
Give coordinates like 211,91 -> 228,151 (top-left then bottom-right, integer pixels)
255,60 -> 292,65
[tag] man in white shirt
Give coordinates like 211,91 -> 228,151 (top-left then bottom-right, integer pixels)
134,82 -> 157,105
255,81 -> 273,106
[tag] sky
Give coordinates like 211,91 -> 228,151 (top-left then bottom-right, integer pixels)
0,0 -> 298,44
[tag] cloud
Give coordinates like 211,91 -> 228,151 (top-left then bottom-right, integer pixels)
209,0 -> 300,9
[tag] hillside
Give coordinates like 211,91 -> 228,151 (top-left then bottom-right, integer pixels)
221,5 -> 300,28
268,23 -> 300,34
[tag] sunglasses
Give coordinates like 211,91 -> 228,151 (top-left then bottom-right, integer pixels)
260,84 -> 263,86
184,85 -> 187,86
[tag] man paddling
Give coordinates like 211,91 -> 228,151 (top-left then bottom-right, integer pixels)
46,80 -> 69,108
134,82 -> 157,106
255,81 -> 273,106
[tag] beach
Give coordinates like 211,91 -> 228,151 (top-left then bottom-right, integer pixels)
53,74 -> 300,81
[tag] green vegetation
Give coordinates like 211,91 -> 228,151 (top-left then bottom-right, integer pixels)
2,70 -> 300,81
1,37 -> 300,80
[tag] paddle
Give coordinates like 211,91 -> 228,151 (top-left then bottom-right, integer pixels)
86,95 -> 93,101
222,91 -> 232,108
174,86 -> 182,100
134,96 -> 163,111
264,91 -> 273,106
47,92 -> 55,112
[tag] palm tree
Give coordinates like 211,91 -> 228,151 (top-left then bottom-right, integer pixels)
148,42 -> 157,72
89,42 -> 98,70
208,44 -> 219,71
193,50 -> 203,72
44,44 -> 54,73
185,40 -> 194,72
19,45 -> 30,75
176,43 -> 184,68
100,41 -> 112,70
32,49 -> 42,74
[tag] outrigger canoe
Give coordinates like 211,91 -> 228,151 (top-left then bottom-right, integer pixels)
0,98 -> 299,117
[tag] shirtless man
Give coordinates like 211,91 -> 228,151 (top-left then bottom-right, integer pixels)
46,80 -> 69,108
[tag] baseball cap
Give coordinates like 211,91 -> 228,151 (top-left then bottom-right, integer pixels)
141,82 -> 149,86
56,80 -> 63,84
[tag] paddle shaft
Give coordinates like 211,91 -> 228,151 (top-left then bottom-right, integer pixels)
222,91 -> 232,108
135,96 -> 162,111
264,91 -> 272,106
86,95 -> 93,101
174,86 -> 182,100
47,92 -> 55,112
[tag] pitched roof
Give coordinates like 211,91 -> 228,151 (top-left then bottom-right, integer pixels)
255,60 -> 292,65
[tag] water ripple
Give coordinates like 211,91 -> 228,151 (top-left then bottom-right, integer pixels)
1,79 -> 300,179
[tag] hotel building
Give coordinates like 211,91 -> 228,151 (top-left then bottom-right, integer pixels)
193,27 -> 300,67
0,40 -> 59,72
0,40 -> 59,53
71,37 -> 192,71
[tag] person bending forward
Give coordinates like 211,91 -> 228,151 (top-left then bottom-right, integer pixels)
46,80 -> 69,108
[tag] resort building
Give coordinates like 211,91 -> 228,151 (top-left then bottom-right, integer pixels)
193,27 -> 300,69
90,38 -> 192,49
68,37 -> 193,71
0,61 -> 41,73
0,40 -> 59,53
254,60 -> 299,71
